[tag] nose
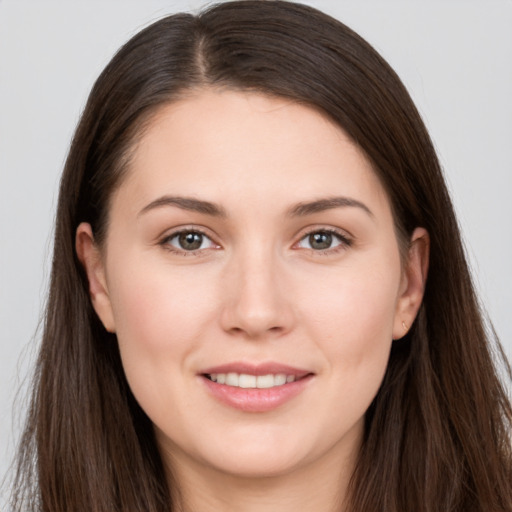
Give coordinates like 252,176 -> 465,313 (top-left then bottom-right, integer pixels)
219,248 -> 295,340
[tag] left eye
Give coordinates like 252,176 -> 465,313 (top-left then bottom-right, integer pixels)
165,231 -> 216,251
297,230 -> 348,251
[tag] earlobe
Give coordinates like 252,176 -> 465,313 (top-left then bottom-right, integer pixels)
393,227 -> 430,340
75,222 -> 116,333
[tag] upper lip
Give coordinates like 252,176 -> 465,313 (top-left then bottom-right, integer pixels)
200,362 -> 312,378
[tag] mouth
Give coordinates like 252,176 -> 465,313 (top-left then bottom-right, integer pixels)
199,363 -> 314,412
204,372 -> 303,388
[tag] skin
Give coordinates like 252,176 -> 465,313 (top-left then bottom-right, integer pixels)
76,89 -> 429,512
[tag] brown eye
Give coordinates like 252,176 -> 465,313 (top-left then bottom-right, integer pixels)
308,232 -> 333,250
178,232 -> 204,250
297,229 -> 350,252
164,230 -> 216,252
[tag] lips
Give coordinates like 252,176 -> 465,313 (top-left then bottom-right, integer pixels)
199,363 -> 313,412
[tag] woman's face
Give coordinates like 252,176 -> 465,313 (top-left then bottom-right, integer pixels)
78,90 -> 426,481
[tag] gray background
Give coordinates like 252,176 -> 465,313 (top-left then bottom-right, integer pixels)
1,0 -> 511,490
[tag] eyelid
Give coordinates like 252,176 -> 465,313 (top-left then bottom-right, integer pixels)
159,225 -> 221,255
157,224 -> 352,256
292,225 -> 353,252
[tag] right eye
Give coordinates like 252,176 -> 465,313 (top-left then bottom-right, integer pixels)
162,230 -> 218,254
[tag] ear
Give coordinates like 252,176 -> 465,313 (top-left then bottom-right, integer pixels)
75,222 -> 116,333
392,227 -> 430,340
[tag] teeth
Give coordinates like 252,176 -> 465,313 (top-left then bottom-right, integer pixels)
226,373 -> 239,386
207,372 -> 297,388
239,374 -> 257,388
275,374 -> 287,386
256,374 -> 274,388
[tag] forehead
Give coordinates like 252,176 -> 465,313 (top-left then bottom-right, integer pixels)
112,89 -> 391,218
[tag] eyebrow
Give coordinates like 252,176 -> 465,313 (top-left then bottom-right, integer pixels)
138,194 -> 373,219
138,196 -> 227,218
287,197 -> 374,218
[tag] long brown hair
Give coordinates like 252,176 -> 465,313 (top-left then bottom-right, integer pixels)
10,1 -> 512,510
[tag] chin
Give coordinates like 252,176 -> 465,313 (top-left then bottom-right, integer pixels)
205,448 -> 308,479
161,426 -> 315,480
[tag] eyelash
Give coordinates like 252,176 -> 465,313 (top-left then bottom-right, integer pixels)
160,228 -> 218,257
159,227 -> 352,256
295,228 -> 352,255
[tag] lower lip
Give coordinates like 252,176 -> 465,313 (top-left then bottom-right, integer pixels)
200,375 -> 313,412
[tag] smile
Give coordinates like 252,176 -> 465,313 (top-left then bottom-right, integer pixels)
206,373 -> 297,388
200,363 -> 313,412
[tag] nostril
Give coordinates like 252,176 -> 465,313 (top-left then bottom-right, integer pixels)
219,281 -> 295,338
226,323 -> 286,339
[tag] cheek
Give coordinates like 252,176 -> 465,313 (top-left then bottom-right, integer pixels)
106,258 -> 219,391
109,257 -> 214,343
306,259 -> 399,333
302,255 -> 401,385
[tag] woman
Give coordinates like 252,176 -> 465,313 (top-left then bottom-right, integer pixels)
10,1 -> 512,511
